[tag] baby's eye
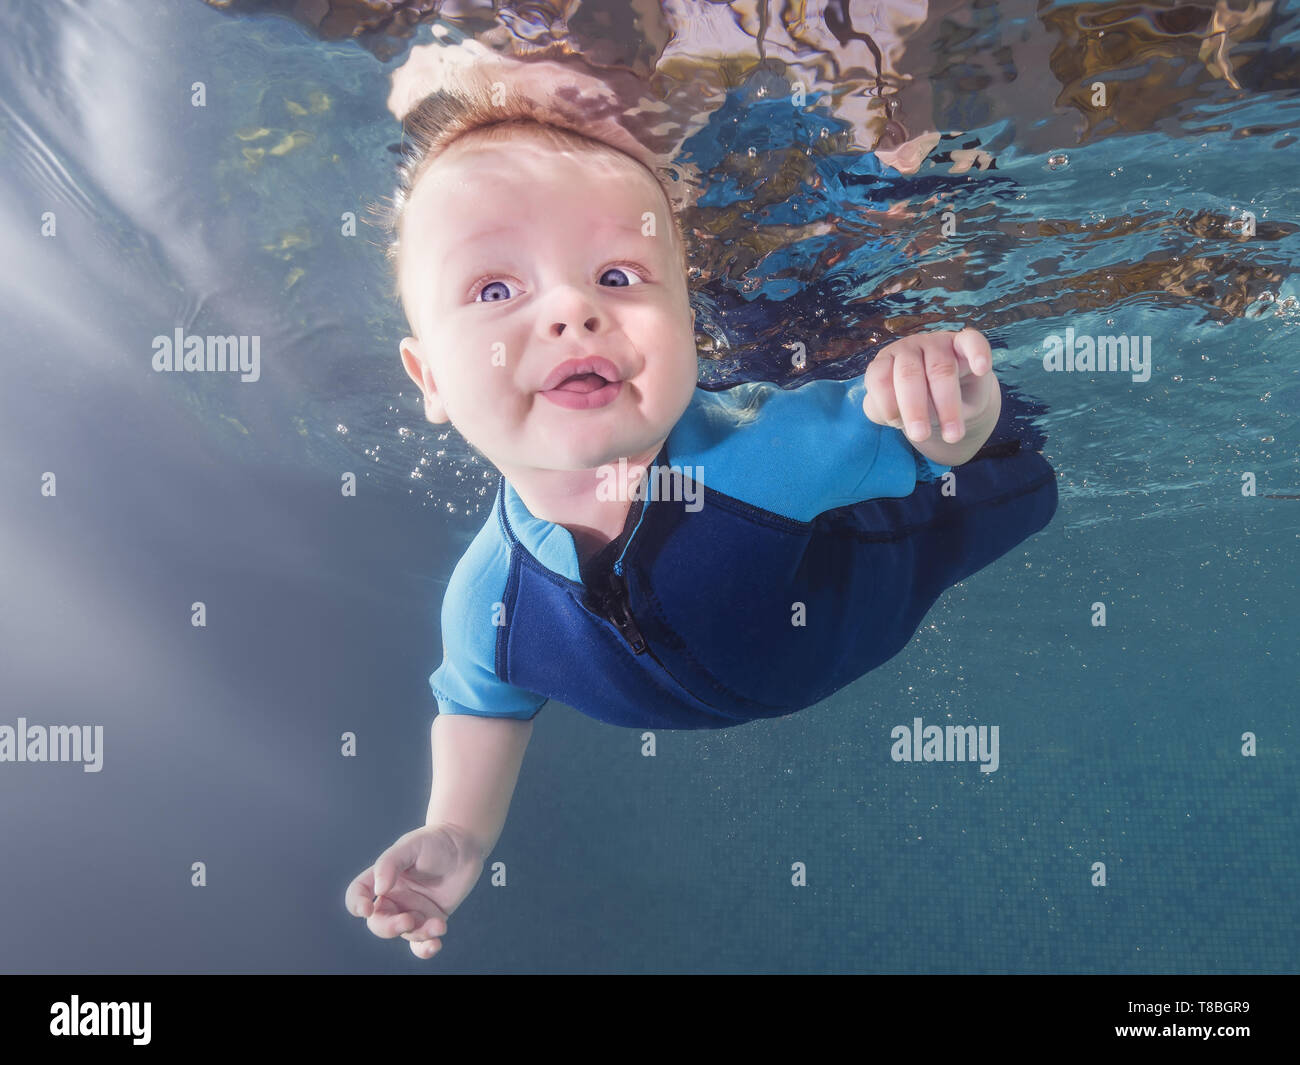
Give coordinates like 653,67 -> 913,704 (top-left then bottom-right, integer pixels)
599,264 -> 646,287
475,279 -> 518,303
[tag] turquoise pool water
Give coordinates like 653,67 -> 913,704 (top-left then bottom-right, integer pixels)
0,0 -> 1296,973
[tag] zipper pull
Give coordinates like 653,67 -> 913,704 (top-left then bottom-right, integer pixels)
607,572 -> 647,655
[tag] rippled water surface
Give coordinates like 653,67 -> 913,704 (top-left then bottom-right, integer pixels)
1,0 -> 1296,974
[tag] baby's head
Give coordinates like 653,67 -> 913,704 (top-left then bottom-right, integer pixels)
382,81 -> 699,479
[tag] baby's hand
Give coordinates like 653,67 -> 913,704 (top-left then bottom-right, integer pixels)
862,327 -> 997,445
345,823 -> 485,960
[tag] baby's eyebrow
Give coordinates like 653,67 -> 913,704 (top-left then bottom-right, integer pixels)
458,224 -> 517,243
600,219 -> 663,240
455,220 -> 648,244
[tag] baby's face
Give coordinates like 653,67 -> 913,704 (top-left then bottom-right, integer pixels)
398,136 -> 698,477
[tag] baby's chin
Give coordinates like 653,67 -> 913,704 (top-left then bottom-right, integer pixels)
517,430 -> 667,474
528,445 -> 651,473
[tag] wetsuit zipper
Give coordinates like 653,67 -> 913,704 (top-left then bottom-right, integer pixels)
603,565 -> 647,655
592,537 -> 728,714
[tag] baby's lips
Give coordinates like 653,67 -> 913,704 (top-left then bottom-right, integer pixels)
539,354 -> 623,392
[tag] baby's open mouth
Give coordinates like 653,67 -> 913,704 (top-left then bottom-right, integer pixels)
551,372 -> 610,393
539,356 -> 624,410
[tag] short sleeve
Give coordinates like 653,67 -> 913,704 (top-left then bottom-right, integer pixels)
667,377 -> 951,522
429,519 -> 547,721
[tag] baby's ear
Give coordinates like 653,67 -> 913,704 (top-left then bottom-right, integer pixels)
399,337 -> 450,424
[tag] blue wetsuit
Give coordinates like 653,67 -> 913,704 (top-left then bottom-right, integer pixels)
429,376 -> 1058,730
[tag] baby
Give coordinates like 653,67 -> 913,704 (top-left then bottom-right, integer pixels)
346,72 -> 1058,959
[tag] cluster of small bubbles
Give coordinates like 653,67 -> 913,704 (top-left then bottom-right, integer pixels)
409,467 -> 423,479
1047,153 -> 1069,170
1262,435 -> 1274,443
336,423 -> 348,435
397,426 -> 414,441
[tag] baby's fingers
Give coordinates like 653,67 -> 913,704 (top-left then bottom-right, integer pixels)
366,896 -> 425,940
888,339 -> 935,442
401,911 -> 449,962
953,327 -> 993,375
863,348 -> 902,426
410,937 -> 442,959
345,868 -> 376,918
401,913 -> 450,941
924,342 -> 964,443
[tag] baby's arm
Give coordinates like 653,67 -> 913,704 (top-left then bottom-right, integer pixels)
346,711 -> 533,959
426,712 -> 534,863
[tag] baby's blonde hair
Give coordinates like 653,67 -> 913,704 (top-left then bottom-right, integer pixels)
371,78 -> 689,328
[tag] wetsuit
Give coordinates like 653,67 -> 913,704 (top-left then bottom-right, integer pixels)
429,375 -> 1058,729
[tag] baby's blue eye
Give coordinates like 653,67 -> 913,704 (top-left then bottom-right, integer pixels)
475,265 -> 644,302
599,265 -> 644,287
477,280 -> 514,302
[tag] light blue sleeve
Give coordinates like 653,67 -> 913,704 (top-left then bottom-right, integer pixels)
667,377 -> 951,522
429,516 -> 547,721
